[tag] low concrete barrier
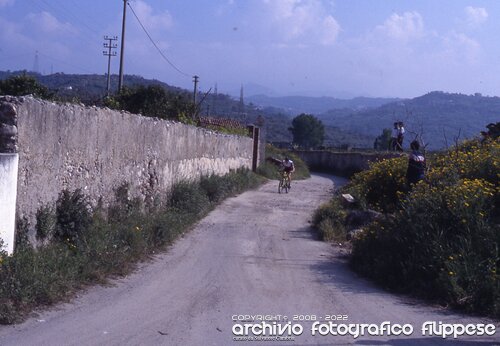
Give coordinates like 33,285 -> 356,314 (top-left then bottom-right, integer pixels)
294,150 -> 401,177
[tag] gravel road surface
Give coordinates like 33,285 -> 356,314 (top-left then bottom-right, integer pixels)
0,174 -> 498,346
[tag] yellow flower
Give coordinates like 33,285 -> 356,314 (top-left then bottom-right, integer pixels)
449,271 -> 455,276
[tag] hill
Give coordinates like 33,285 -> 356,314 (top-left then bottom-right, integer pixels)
317,91 -> 500,150
0,71 -> 184,102
247,94 -> 400,115
0,71 -> 371,149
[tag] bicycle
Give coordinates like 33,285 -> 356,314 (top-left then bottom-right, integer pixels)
278,170 -> 291,194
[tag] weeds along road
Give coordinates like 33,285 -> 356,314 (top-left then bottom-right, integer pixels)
0,174 -> 498,346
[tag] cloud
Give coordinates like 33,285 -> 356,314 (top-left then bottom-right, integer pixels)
26,11 -> 77,35
131,0 -> 173,32
320,15 -> 340,45
376,11 -> 424,42
262,0 -> 340,46
443,31 -> 481,64
464,6 -> 488,27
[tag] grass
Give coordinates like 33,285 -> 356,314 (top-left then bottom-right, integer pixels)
0,168 -> 263,324
257,144 -> 310,180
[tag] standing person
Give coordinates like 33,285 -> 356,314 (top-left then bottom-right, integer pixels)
391,122 -> 399,151
281,157 -> 295,188
397,121 -> 405,151
406,140 -> 426,188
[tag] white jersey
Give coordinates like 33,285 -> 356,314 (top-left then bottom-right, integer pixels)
282,159 -> 294,169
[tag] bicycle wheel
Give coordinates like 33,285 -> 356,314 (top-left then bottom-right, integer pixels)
282,178 -> 289,194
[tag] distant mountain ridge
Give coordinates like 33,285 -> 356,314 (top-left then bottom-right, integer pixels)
0,71 -> 183,98
317,91 -> 500,149
247,94 -> 401,115
3,71 -> 494,150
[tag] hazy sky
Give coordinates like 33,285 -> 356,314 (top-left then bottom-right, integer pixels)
1,0 -> 500,98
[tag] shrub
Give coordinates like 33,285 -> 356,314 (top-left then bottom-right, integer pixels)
427,139 -> 499,190
169,182 -> 210,216
0,75 -> 52,99
346,156 -> 407,213
14,217 -> 30,250
35,205 -> 56,241
350,137 -> 500,317
54,189 -> 93,245
312,199 -> 347,242
107,183 -> 143,223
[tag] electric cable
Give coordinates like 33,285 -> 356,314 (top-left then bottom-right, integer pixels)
127,2 -> 192,78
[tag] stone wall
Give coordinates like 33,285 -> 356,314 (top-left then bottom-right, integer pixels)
0,96 -> 255,248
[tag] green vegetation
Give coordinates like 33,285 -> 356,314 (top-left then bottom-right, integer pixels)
313,129 -> 500,317
289,113 -> 325,149
373,128 -> 392,150
104,85 -> 194,122
312,199 -> 347,242
0,75 -> 52,99
0,169 -> 262,324
257,144 -> 310,181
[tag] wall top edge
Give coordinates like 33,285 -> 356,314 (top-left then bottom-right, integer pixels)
0,96 -> 251,139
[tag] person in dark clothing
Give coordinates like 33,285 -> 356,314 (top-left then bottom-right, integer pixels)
396,121 -> 405,151
391,122 -> 399,151
406,140 -> 426,188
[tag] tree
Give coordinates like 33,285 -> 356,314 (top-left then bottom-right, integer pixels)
106,85 -> 193,120
289,113 -> 325,148
374,128 -> 392,150
0,74 -> 52,99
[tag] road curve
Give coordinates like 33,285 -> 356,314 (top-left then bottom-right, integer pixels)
0,174 -> 498,346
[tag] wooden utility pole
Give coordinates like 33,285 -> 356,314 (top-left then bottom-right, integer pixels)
192,75 -> 199,119
193,75 -> 199,104
103,36 -> 117,96
118,0 -> 127,93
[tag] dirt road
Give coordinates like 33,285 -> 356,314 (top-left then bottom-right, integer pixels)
0,175 -> 498,345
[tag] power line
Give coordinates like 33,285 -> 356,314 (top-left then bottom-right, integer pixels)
26,0 -> 100,49
52,0 -> 107,35
127,2 -> 191,78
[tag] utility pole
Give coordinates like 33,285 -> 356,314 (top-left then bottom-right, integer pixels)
118,0 -> 128,93
239,84 -> 245,115
213,83 -> 218,116
193,75 -> 199,105
33,51 -> 40,74
192,75 -> 199,119
103,36 -> 117,96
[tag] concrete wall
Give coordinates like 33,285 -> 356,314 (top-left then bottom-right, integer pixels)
294,150 -> 401,177
0,154 -> 18,254
0,96 -> 255,247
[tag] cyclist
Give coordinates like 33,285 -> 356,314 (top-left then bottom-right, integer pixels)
281,157 -> 295,188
